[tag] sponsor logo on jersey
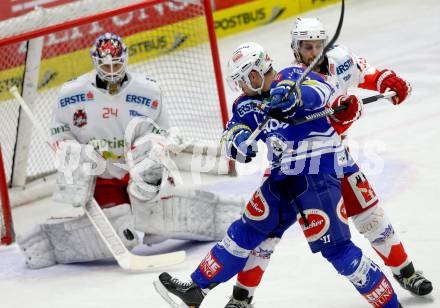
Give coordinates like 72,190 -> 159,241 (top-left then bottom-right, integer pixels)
343,74 -> 352,81
60,92 -> 93,107
50,123 -> 70,136
244,189 -> 269,221
126,94 -> 158,109
298,209 -> 330,242
264,118 -> 289,133
89,137 -> 125,151
267,134 -> 288,158
199,251 -> 223,279
336,58 -> 354,75
363,277 -> 394,307
348,171 -> 378,208
86,91 -> 94,100
129,110 -> 145,117
101,151 -> 124,160
236,100 -> 257,117
73,109 -> 87,127
336,198 -> 348,224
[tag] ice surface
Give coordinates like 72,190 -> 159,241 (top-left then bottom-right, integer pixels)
1,0 -> 439,307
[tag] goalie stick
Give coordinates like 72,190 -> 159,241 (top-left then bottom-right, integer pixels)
246,0 -> 345,146
9,86 -> 185,271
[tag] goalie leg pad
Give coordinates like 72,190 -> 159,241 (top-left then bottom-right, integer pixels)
351,205 -> 409,269
132,190 -> 243,241
18,204 -> 140,268
17,226 -> 56,269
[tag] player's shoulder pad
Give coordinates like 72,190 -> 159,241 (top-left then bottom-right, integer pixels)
327,44 -> 352,60
233,94 -> 262,118
129,72 -> 161,95
131,72 -> 159,85
326,44 -> 358,75
59,72 -> 93,97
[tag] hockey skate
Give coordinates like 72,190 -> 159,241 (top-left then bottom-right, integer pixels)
393,262 -> 433,296
153,272 -> 208,308
224,286 -> 254,308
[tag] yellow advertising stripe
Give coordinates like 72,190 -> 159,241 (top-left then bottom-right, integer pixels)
213,0 -> 340,37
0,0 -> 339,101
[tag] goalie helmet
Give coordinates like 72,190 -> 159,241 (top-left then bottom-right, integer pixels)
226,42 -> 272,94
291,17 -> 328,62
90,32 -> 128,83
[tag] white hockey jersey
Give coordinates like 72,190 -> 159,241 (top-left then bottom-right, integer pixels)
50,71 -> 169,180
294,44 -> 380,100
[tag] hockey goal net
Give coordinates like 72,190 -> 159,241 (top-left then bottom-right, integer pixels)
0,0 -> 230,243
0,0 -> 232,241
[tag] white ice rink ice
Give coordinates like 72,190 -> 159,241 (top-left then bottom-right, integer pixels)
1,0 -> 439,307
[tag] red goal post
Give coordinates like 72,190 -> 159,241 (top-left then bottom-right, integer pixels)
0,0 -> 231,202
0,146 -> 14,245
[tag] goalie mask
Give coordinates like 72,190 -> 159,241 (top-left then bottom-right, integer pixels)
226,42 -> 272,94
91,32 -> 128,84
291,17 -> 328,63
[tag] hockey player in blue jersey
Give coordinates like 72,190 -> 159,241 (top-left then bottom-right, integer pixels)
153,42 -> 402,308
226,19 -> 431,308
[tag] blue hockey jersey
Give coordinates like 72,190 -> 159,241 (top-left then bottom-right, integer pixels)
223,66 -> 357,176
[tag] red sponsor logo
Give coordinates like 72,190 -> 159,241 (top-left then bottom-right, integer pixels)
0,0 -> 74,21
355,174 -> 376,203
86,91 -> 94,100
244,189 -> 269,221
151,100 -> 159,109
199,251 -> 223,279
298,209 -> 330,242
329,63 -> 335,75
73,109 -> 87,127
232,50 -> 243,62
363,277 -> 394,307
336,198 -> 348,224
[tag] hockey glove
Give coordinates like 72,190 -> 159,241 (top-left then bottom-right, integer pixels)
228,129 -> 257,163
328,95 -> 363,124
268,81 -> 298,118
376,69 -> 411,105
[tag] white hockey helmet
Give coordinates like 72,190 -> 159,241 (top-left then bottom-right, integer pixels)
290,18 -> 328,61
90,32 -> 128,83
226,42 -> 272,94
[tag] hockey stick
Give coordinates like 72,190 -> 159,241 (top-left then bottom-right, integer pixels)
270,91 -> 397,126
9,86 -> 185,271
246,0 -> 345,146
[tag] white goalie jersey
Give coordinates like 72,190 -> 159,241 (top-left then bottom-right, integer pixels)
50,71 -> 169,180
